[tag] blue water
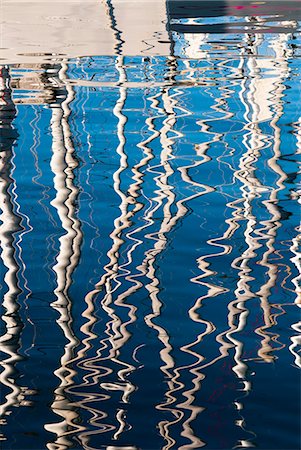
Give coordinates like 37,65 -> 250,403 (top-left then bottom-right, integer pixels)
1,4 -> 301,450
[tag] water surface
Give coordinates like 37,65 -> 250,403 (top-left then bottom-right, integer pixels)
1,2 -> 300,449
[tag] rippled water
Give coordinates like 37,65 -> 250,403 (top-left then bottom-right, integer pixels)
1,2 -> 301,449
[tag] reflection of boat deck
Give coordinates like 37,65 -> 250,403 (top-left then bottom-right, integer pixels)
169,0 -> 301,16
11,71 -> 65,105
168,0 -> 301,34
0,67 -> 18,151
1,0 -> 300,63
1,0 -> 170,63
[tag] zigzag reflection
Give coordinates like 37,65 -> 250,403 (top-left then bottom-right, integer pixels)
289,117 -> 301,368
183,29 -> 298,448
52,36 -> 299,447
65,57 -> 139,446
142,80 -> 189,449
253,34 -> 291,364
45,63 -> 84,449
0,67 -> 25,430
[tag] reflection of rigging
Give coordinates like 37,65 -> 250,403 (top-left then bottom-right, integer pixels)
66,56 -> 138,446
0,66 -> 25,428
289,113 -> 301,368
181,28 -> 298,448
45,63 -> 84,449
137,58 -> 210,449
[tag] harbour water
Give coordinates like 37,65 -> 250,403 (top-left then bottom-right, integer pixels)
1,2 -> 300,449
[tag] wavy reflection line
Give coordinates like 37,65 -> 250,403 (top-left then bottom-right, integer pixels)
144,89 -> 187,449
288,315 -> 301,369
54,80 -> 123,450
289,117 -> 301,367
216,35 -> 274,446
0,67 -> 25,425
199,37 -> 264,447
63,72 -> 101,414
253,34 -> 292,363
136,59 -> 209,449
28,104 -> 59,295
180,52 -> 258,449
187,35 -> 267,447
209,33 -> 295,445
150,54 -> 251,449
228,33 -> 291,370
88,61 -> 189,447
203,33 -> 294,445
169,74 -> 234,450
213,33 -> 266,374
97,55 -> 136,407
188,52 -> 245,378
0,66 -> 37,441
70,57 -> 137,446
95,59 -> 155,441
177,52 -> 250,450
0,152 -> 24,419
107,82 -> 186,449
80,73 -> 182,447
45,62 -> 84,450
228,34 -> 274,374
290,117 -> 301,307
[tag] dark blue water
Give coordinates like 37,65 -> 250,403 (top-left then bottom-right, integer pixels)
1,3 -> 301,450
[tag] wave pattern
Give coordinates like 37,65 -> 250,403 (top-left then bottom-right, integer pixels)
0,18 -> 300,450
